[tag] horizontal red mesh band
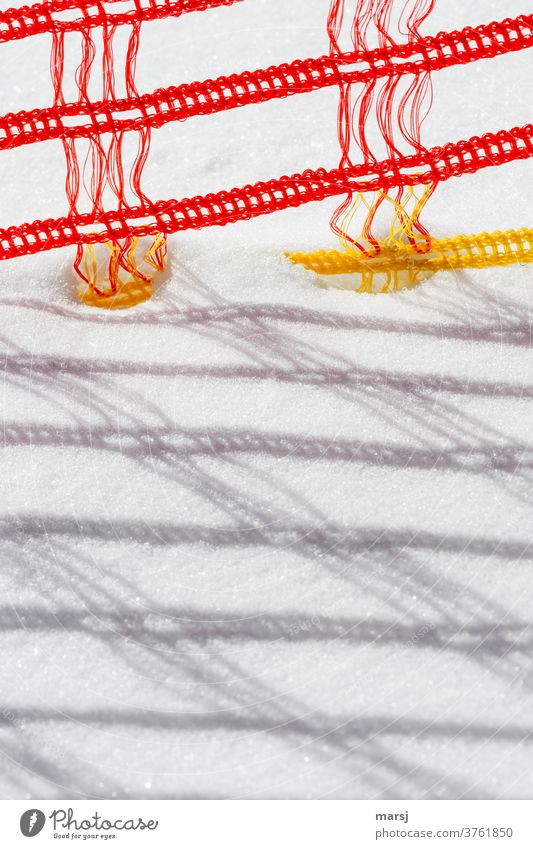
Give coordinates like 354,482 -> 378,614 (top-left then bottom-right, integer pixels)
1,121 -> 532,262
0,0 -> 244,43
1,13 -> 532,153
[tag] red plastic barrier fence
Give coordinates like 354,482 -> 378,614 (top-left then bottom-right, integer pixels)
1,121 -> 532,261
0,13 -> 531,153
0,0 -> 532,304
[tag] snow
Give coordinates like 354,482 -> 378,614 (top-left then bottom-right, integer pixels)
0,0 -> 532,799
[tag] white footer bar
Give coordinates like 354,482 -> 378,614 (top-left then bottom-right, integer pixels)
1,800 -> 532,848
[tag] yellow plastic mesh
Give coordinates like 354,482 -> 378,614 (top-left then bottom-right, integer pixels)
288,228 -> 533,293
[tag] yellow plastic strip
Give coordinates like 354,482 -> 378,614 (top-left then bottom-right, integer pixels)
288,228 -> 533,292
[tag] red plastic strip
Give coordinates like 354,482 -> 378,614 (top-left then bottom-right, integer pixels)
1,13 -> 532,153
1,121 -> 532,262
0,0 -> 244,43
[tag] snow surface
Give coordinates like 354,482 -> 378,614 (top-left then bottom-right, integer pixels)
0,0 -> 532,799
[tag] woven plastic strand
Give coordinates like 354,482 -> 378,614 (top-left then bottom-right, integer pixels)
1,13 -> 532,154
288,227 -> 533,274
0,0 -> 244,43
1,121 -> 532,263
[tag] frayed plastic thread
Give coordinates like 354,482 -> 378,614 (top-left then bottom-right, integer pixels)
49,11 -> 168,305
329,0 -> 438,254
77,234 -> 167,308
